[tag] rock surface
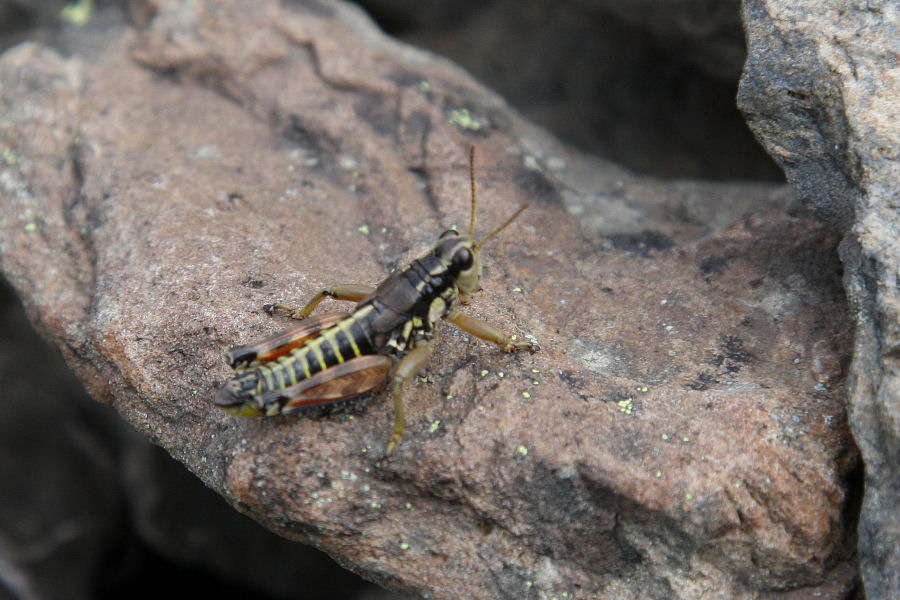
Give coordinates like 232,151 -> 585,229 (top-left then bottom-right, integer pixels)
738,1 -> 900,598
0,281 -> 391,600
0,1 -> 859,598
380,0 -> 777,180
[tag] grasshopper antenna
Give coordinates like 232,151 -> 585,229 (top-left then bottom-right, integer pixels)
478,203 -> 529,248
469,145 -> 477,237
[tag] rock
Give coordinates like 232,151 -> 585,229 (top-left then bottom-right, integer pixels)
371,0 -> 778,180
738,1 -> 900,598
0,281 -> 392,599
0,1 -> 858,598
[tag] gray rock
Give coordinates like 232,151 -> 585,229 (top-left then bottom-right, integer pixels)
739,1 -> 900,598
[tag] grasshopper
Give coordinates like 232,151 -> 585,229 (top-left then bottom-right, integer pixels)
214,148 -> 538,455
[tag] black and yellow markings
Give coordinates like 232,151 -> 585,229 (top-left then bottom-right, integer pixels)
315,335 -> 336,366
257,364 -> 277,392
315,316 -> 369,365
336,321 -> 361,357
428,296 -> 446,324
275,354 -> 299,386
267,310 -> 376,391
402,320 -> 415,341
332,325 -> 358,360
258,361 -> 284,393
346,305 -> 374,351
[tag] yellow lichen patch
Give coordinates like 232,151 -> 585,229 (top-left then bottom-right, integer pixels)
61,0 -> 94,25
447,108 -> 484,131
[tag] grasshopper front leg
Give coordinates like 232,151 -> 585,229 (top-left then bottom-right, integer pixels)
445,309 -> 539,353
266,284 -> 375,320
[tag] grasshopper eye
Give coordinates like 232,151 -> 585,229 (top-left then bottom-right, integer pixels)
453,247 -> 474,270
439,229 -> 460,240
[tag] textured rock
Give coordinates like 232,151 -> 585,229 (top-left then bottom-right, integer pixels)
0,1 -> 858,598
738,1 -> 900,598
0,280 -> 389,599
373,0 -> 777,180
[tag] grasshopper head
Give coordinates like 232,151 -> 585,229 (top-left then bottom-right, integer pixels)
435,230 -> 482,295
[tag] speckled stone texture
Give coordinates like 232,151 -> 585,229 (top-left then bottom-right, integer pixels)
0,1 -> 859,598
739,1 -> 900,598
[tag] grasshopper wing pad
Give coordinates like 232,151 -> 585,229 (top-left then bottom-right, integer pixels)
227,312 -> 350,367
268,355 -> 392,412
